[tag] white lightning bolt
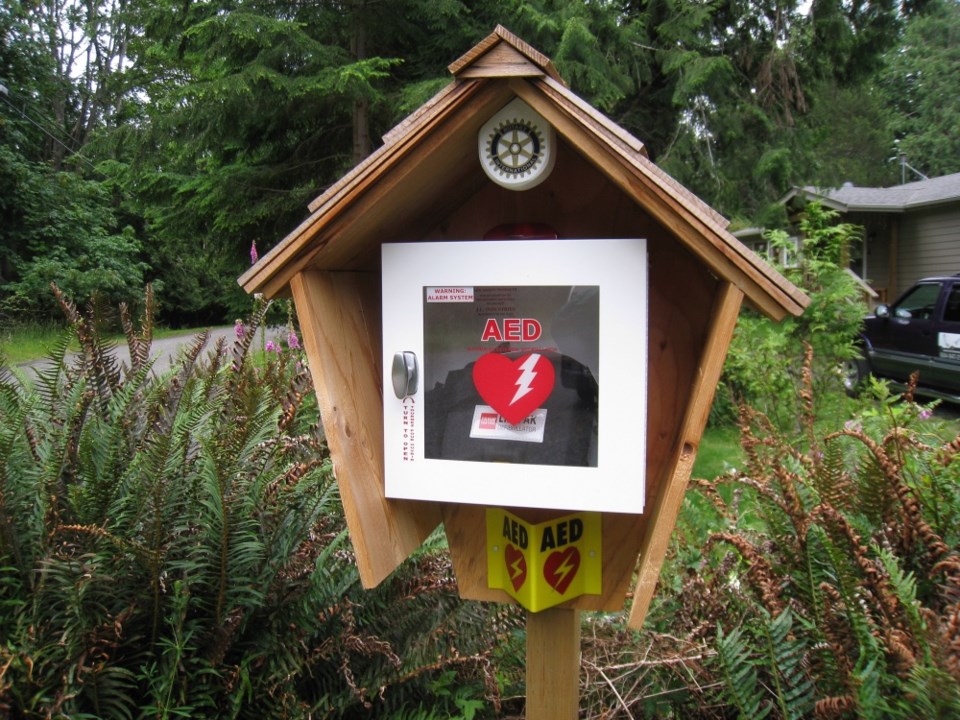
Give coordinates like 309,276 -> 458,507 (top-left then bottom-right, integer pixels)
510,353 -> 541,405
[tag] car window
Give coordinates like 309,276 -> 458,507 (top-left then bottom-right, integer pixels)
892,283 -> 941,320
944,285 -> 960,323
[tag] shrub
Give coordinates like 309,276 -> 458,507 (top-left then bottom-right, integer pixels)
0,287 -> 517,718
576,358 -> 960,718
723,203 -> 867,428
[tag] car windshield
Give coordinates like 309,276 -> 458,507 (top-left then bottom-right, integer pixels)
892,283 -> 941,319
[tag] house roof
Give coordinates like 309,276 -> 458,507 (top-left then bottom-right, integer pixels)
238,26 -> 807,321
783,172 -> 960,213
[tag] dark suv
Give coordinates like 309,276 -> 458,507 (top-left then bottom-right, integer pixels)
848,275 -> 960,398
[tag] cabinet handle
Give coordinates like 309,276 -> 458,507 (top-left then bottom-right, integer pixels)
391,351 -> 419,399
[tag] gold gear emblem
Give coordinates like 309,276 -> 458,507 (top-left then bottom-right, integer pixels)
487,119 -> 545,179
478,98 -> 555,191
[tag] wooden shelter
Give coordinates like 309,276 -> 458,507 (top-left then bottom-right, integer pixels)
239,26 -> 808,630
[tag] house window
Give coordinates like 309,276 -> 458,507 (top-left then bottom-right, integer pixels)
744,237 -> 799,268
777,236 -> 800,268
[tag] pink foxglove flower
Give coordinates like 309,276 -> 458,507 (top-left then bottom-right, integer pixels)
234,319 -> 245,339
250,240 -> 259,265
265,340 -> 277,353
288,331 -> 300,350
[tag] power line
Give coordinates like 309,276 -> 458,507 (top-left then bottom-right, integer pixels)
0,82 -> 97,171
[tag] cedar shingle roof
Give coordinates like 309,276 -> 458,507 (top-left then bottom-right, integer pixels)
239,26 -> 807,320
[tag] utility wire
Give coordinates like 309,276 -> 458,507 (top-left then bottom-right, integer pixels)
0,82 -> 98,172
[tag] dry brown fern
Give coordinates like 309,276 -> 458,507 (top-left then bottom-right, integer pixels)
814,694 -> 857,718
707,531 -> 786,615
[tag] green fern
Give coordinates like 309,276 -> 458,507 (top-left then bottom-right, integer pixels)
759,608 -> 815,720
856,451 -> 896,527
813,438 -> 851,511
716,622 -> 772,719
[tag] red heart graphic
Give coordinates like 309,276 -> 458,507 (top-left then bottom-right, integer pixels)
472,352 -> 555,426
504,543 -> 528,591
543,547 -> 580,595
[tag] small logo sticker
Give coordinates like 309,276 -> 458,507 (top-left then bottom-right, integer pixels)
470,405 -> 547,443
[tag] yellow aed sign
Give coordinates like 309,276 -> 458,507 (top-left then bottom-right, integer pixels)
486,508 -> 601,612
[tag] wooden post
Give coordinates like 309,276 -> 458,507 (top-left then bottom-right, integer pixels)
525,608 -> 580,719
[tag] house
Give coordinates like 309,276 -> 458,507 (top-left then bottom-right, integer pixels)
740,172 -> 960,304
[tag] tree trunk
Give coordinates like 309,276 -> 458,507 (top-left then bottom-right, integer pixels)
351,3 -> 371,165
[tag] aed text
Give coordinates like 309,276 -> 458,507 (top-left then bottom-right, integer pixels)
501,515 -> 584,552
481,318 -> 542,342
540,517 -> 583,552
502,517 -> 529,549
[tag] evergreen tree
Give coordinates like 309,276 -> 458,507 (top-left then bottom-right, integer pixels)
0,2 -> 144,319
114,0 -> 502,323
880,0 -> 960,179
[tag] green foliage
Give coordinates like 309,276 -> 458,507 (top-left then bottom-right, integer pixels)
879,0 -> 960,179
110,0 -> 501,325
0,289 -> 518,717
571,364 -> 960,718
504,0 -> 639,112
2,0 -> 946,328
0,141 -> 147,318
716,609 -> 815,719
723,202 -> 866,427
682,371 -> 960,718
716,622 -> 773,719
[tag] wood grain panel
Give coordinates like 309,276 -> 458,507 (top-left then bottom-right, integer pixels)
290,270 -> 441,587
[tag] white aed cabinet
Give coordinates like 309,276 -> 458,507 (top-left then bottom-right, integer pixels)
381,238 -> 648,513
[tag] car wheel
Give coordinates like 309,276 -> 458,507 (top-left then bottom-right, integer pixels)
842,354 -> 870,396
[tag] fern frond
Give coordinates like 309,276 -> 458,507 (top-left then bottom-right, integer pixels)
230,296 -> 270,373
716,622 -> 771,719
28,325 -> 76,410
119,285 -> 155,375
708,532 -> 785,615
877,548 -> 928,659
760,608 -> 815,720
815,439 -> 854,512
851,649 -> 893,719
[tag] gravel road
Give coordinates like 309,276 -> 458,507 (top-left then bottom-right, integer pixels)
15,325 -> 284,377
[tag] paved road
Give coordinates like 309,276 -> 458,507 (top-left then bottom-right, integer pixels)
15,325 -> 284,377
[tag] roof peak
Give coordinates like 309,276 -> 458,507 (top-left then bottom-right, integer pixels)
448,25 -> 564,84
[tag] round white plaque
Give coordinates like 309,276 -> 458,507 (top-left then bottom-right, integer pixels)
478,98 -> 556,191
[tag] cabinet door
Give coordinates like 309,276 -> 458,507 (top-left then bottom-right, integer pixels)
381,238 -> 648,513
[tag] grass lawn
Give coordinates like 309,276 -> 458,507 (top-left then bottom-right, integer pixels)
692,424 -> 743,480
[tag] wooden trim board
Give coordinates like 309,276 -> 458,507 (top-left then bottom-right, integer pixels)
290,270 -> 441,586
627,280 -> 744,628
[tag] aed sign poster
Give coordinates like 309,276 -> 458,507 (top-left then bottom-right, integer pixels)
382,238 -> 648,513
486,508 -> 602,612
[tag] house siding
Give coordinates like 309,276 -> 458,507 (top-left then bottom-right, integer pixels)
848,212 -> 895,303
898,205 -> 960,292
868,233 -> 892,301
